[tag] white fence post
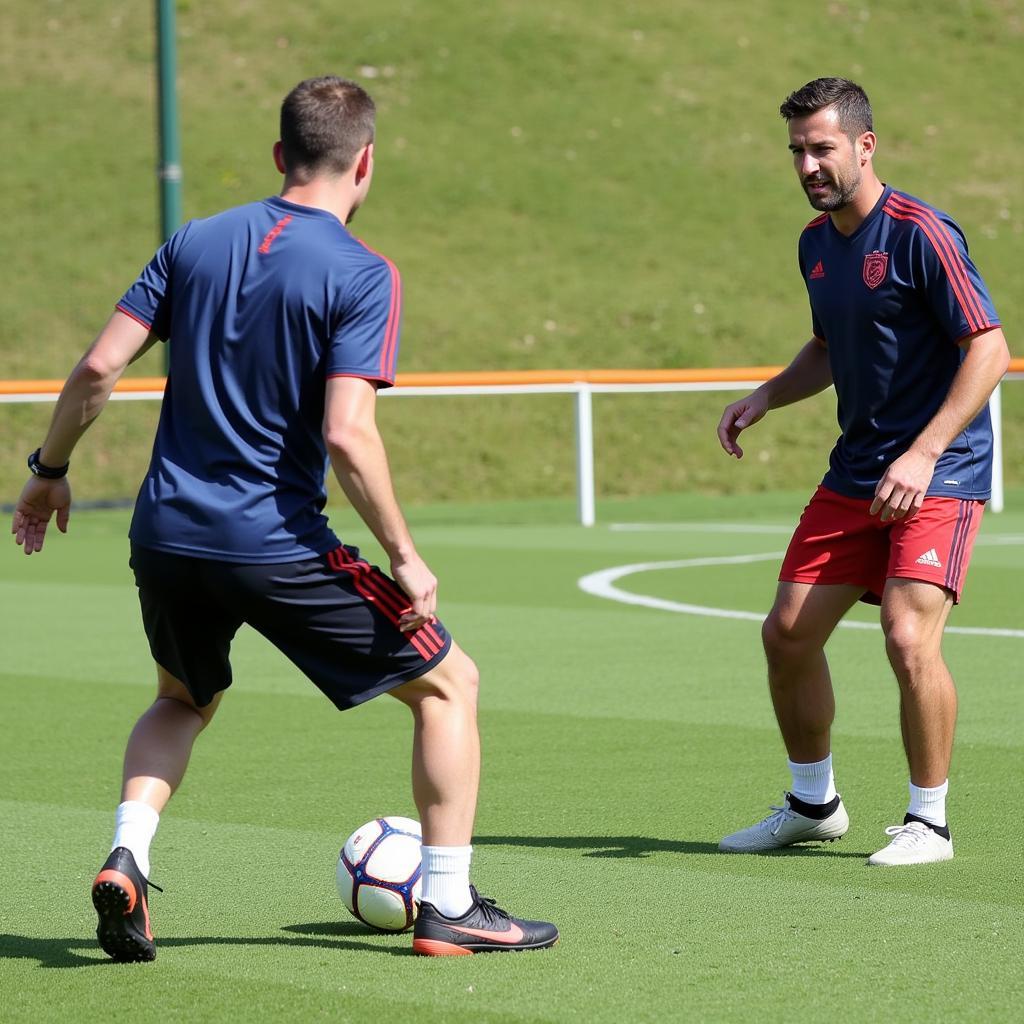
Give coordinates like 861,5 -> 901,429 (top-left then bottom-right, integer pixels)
990,383 -> 1004,513
575,385 -> 596,526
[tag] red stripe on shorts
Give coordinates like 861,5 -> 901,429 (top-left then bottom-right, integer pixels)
421,622 -> 445,652
334,548 -> 408,617
326,547 -> 437,659
342,564 -> 433,659
946,501 -> 974,594
355,560 -> 443,657
356,568 -> 443,657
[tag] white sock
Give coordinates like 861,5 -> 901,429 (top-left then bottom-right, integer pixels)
907,780 -> 948,828
787,754 -> 837,805
111,800 -> 160,878
420,845 -> 473,918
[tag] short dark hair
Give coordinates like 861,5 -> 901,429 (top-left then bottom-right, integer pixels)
279,76 -> 376,177
779,78 -> 873,139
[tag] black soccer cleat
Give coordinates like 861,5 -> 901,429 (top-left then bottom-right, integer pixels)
91,847 -> 162,962
412,886 -> 558,956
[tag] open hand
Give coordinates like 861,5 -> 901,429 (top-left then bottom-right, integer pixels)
12,476 -> 71,554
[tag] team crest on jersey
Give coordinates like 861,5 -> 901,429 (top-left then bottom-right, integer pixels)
862,250 -> 889,290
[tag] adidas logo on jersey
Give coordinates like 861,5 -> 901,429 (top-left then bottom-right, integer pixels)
809,260 -> 825,279
915,548 -> 942,568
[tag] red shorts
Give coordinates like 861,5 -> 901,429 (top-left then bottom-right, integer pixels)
779,485 -> 984,605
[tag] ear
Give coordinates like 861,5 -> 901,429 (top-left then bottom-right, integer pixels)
272,141 -> 287,175
354,143 -> 373,184
858,130 -> 877,164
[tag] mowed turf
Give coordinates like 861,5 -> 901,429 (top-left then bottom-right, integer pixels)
1,495 -> 1022,1023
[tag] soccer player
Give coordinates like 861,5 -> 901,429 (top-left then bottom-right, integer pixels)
715,78 -> 1010,865
11,76 -> 557,958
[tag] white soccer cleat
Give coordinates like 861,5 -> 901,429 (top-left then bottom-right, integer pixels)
719,793 -> 849,852
867,820 -> 953,866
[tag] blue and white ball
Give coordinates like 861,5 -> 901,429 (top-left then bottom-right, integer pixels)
336,816 -> 422,932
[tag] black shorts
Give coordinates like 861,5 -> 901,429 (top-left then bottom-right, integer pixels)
130,543 -> 452,710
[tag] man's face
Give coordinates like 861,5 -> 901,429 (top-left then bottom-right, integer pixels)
788,106 -> 866,212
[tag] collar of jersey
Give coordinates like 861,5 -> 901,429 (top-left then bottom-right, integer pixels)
265,195 -> 345,223
827,183 -> 892,244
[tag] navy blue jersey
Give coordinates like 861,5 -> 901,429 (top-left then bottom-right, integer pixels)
798,184 -> 1000,500
119,196 -> 402,562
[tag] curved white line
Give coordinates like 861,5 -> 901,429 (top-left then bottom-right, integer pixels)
577,553 -> 1024,638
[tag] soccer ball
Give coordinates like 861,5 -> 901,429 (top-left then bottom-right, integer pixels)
336,816 -> 423,932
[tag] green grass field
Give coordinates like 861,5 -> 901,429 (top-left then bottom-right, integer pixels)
2,495 -> 1022,1023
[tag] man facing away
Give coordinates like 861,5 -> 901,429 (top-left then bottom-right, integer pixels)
12,76 -> 557,957
716,77 -> 1010,865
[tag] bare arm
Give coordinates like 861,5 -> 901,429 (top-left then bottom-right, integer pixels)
717,337 -> 832,458
11,310 -> 157,554
323,375 -> 436,631
870,326 -> 1011,520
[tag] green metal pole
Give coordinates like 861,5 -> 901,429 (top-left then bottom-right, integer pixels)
156,0 -> 182,238
155,0 -> 181,370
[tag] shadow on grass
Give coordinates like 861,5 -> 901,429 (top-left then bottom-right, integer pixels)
473,835 -> 869,859
0,921 -> 411,969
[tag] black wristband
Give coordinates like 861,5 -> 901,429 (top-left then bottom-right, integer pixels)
27,448 -> 70,479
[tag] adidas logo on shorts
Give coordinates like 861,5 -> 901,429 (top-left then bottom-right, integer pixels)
915,548 -> 942,568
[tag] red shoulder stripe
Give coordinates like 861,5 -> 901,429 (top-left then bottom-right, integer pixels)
886,193 -> 988,330
803,213 -> 829,231
884,195 -> 983,332
883,195 -> 989,334
356,240 -> 402,383
381,259 -> 401,381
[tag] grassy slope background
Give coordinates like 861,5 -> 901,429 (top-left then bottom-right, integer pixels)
2,0 -> 1021,505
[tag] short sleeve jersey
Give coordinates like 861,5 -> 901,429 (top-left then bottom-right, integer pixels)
797,184 -> 1000,500
118,196 -> 402,562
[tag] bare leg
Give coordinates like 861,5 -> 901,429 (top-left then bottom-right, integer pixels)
121,666 -> 222,812
880,579 -> 956,787
93,666 -> 220,960
387,642 -> 560,946
389,642 -> 480,847
761,582 -> 864,762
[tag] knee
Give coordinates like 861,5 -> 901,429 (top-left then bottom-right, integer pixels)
155,694 -> 213,730
442,651 -> 480,709
761,610 -> 808,668
395,647 -> 480,711
884,622 -> 932,680
155,667 -> 220,729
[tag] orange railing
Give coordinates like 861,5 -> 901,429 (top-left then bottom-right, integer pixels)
2,360 -> 1022,397
4,362 -> 1020,521
0,368 -> 790,397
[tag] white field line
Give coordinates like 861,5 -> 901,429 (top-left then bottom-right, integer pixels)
577,552 -> 1024,639
975,534 -> 1024,546
609,522 -> 794,534
608,523 -> 1024,546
